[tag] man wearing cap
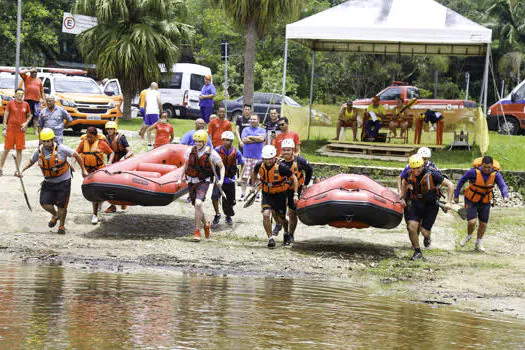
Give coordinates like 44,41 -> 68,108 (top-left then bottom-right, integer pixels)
38,95 -> 72,144
199,74 -> 216,123
20,67 -> 45,135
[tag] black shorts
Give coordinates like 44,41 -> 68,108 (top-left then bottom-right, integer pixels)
465,198 -> 491,223
188,181 -> 210,205
40,179 -> 71,208
286,186 -> 303,211
261,191 -> 287,216
211,182 -> 236,205
404,199 -> 439,231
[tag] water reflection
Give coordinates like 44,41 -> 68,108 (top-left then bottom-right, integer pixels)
0,261 -> 523,349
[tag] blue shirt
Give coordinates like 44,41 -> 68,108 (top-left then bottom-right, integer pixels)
454,167 -> 508,199
241,126 -> 266,159
180,130 -> 213,148
38,106 -> 72,144
214,145 -> 244,184
399,161 -> 440,178
199,83 -> 216,108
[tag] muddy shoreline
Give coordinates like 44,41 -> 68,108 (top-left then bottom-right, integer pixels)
1,134 -> 524,322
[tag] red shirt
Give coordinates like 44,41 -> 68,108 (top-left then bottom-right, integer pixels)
6,100 -> 30,132
273,131 -> 301,155
154,122 -> 174,148
76,139 -> 113,156
208,118 -> 232,147
22,75 -> 44,101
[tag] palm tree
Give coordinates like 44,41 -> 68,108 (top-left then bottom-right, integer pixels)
213,0 -> 304,106
73,0 -> 194,119
486,0 -> 525,52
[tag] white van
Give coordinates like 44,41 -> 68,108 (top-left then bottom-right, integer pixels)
158,63 -> 212,119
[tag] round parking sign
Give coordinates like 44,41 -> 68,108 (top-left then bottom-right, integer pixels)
64,16 -> 75,30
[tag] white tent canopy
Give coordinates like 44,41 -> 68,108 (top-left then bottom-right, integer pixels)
282,0 -> 493,139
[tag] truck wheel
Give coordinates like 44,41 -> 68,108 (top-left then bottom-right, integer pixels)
498,117 -> 519,135
163,104 -> 175,118
231,111 -> 242,122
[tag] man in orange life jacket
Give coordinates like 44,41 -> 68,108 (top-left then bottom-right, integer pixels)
16,128 -> 88,235
104,121 -> 133,213
251,145 -> 298,248
180,129 -> 225,242
400,154 -> 454,261
76,126 -> 114,225
274,138 -> 313,245
454,156 -> 509,252
211,131 -> 244,226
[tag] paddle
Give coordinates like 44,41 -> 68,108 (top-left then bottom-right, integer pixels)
399,98 -> 418,114
13,155 -> 32,212
438,201 -> 467,220
210,163 -> 234,217
243,185 -> 261,208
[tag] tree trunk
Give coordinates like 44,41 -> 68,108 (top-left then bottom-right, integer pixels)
121,87 -> 133,121
243,19 -> 258,106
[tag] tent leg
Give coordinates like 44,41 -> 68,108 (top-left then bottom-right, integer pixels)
281,39 -> 288,97
482,44 -> 490,114
307,52 -> 315,142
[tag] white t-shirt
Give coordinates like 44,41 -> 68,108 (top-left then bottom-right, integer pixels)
184,146 -> 223,183
145,90 -> 161,115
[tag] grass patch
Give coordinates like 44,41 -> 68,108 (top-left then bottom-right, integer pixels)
368,255 -> 438,281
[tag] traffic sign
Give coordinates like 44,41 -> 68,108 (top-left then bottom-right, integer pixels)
62,12 -> 98,35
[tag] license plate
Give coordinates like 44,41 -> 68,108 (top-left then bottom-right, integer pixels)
87,115 -> 101,120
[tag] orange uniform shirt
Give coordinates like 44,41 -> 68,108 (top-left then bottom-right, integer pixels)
273,131 -> 301,155
21,75 -> 43,101
6,100 -> 30,132
208,118 -> 232,147
154,123 -> 174,148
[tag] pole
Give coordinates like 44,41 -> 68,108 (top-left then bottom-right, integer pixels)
433,70 -> 438,99
281,38 -> 288,97
15,0 -> 22,88
223,41 -> 229,98
500,79 -> 505,99
465,72 -> 470,100
483,44 -> 490,114
307,51 -> 315,142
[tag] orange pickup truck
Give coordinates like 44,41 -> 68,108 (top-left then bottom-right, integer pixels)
352,82 -> 476,127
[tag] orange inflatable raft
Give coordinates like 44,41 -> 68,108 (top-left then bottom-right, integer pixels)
296,174 -> 403,229
82,144 -> 189,206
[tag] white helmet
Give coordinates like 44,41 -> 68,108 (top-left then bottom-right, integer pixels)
281,138 -> 295,149
417,147 -> 431,158
261,145 -> 277,159
221,131 -> 235,140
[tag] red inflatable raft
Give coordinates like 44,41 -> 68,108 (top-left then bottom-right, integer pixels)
82,144 -> 189,206
296,174 -> 403,229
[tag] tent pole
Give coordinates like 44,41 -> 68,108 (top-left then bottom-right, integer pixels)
482,44 -> 490,114
282,39 -> 289,97
307,51 -> 315,141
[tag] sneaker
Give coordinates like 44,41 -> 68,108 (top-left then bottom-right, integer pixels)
225,216 -> 233,225
204,221 -> 211,239
193,229 -> 201,242
272,224 -> 282,236
410,250 -> 423,261
121,205 -> 127,210
57,226 -> 65,235
91,215 -> 99,225
255,194 -> 261,202
423,236 -> 431,248
283,233 -> 292,246
185,196 -> 192,204
475,242 -> 485,252
459,235 -> 472,247
48,216 -> 59,228
213,214 -> 221,225
239,193 -> 246,202
148,143 -> 153,147
267,237 -> 276,249
104,205 -> 117,213
289,234 -> 295,243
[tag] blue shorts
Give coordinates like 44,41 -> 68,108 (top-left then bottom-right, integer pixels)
404,199 -> 439,231
465,198 -> 491,223
140,108 -> 145,117
144,114 -> 159,126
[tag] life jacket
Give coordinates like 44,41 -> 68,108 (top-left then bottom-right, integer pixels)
80,139 -> 105,171
464,168 -> 496,204
279,156 -> 305,187
107,133 -> 125,162
258,162 -> 289,194
185,146 -> 213,180
38,144 -> 70,179
218,146 -> 237,179
406,168 -> 438,200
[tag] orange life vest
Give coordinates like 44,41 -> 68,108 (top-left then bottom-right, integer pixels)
464,168 -> 496,204
407,168 -> 438,200
107,133 -> 125,162
80,139 -> 105,171
258,162 -> 288,194
38,144 -> 70,178
218,146 -> 237,179
279,156 -> 304,188
185,146 -> 213,180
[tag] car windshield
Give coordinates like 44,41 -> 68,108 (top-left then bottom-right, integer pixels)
0,77 -> 15,89
54,78 -> 102,94
283,96 -> 301,107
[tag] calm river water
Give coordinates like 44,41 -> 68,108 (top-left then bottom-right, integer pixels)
0,261 -> 523,349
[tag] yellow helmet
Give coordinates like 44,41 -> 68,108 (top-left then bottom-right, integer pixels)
40,128 -> 55,141
193,130 -> 208,142
409,154 -> 424,169
105,121 -> 118,130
